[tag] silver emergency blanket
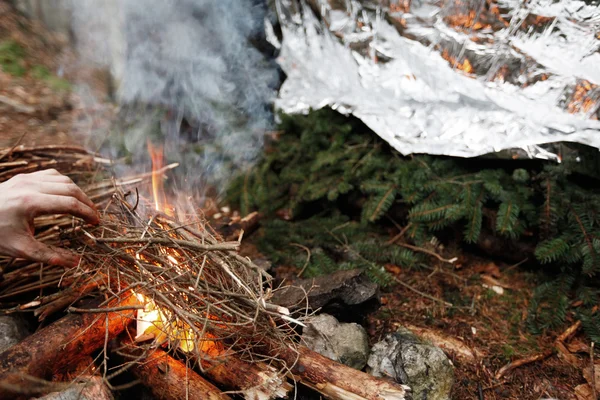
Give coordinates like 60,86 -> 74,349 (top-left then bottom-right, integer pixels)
270,0 -> 600,159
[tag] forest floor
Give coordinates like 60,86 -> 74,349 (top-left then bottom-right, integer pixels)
237,230 -> 591,400
0,3 -> 595,399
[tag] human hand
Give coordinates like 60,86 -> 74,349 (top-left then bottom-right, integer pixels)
0,169 -> 99,267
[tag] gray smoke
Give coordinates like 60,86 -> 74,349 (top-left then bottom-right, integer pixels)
70,0 -> 279,200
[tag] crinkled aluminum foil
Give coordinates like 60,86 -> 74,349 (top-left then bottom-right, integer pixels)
270,0 -> 600,159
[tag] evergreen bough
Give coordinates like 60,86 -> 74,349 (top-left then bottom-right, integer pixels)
227,109 -> 600,340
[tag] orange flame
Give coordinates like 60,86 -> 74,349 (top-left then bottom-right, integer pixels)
147,141 -> 175,216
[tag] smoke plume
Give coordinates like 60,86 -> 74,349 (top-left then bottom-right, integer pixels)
70,0 -> 279,201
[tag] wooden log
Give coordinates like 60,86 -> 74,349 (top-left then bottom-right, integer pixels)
0,295 -> 138,399
36,376 -> 113,400
117,339 -> 229,400
278,345 -> 408,400
193,351 -> 291,400
220,211 -> 261,241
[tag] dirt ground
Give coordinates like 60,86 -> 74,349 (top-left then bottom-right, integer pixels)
1,3 -> 596,399
0,1 -> 114,149
363,255 -> 588,400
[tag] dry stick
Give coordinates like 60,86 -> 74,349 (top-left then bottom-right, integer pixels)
591,342 -> 597,400
290,243 -> 311,278
35,277 -> 105,321
0,95 -> 35,114
0,295 -> 138,398
8,145 -> 92,155
91,236 -> 239,252
494,316 -> 586,380
68,305 -> 146,313
0,132 -> 29,162
117,339 -> 230,400
503,257 -> 529,273
385,223 -> 412,245
494,349 -> 554,380
391,276 -> 453,307
396,242 -> 457,264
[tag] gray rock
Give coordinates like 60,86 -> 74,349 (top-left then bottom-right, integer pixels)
271,269 -> 379,310
0,315 -> 30,353
36,377 -> 113,400
368,327 -> 454,400
301,313 -> 369,370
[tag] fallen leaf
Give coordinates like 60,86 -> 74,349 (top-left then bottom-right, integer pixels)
555,340 -> 579,366
481,274 -> 512,289
574,383 -> 594,400
583,364 -> 600,393
384,263 -> 402,275
566,339 -> 590,354
474,262 -> 501,278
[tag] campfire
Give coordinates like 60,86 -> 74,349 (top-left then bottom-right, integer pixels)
0,145 -> 409,400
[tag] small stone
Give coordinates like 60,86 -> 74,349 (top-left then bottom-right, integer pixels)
368,327 -> 454,400
0,315 -> 30,353
302,314 -> 369,370
35,376 -> 113,400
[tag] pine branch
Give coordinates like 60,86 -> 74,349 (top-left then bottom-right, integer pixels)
362,185 -> 397,223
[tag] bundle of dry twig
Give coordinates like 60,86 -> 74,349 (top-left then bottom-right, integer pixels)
0,144 -> 295,367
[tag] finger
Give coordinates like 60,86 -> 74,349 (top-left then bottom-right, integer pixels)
30,194 -> 100,224
36,169 -> 62,176
38,175 -> 74,183
21,170 -> 72,184
18,238 -> 80,267
37,182 -> 97,210
31,170 -> 73,183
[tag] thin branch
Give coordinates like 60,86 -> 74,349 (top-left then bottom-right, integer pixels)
396,242 -> 458,265
91,236 -> 239,252
392,276 -> 453,307
591,342 -> 597,400
68,305 -> 146,313
290,243 -> 311,278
